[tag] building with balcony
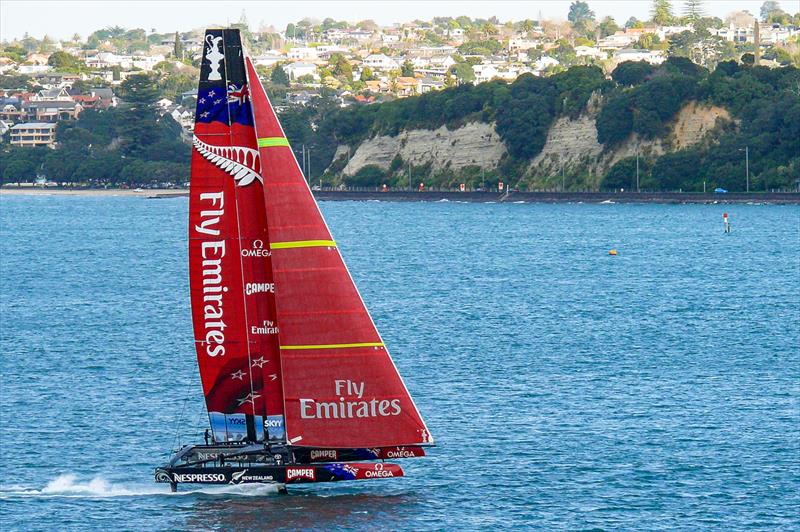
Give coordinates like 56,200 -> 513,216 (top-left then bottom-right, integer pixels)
9,122 -> 57,147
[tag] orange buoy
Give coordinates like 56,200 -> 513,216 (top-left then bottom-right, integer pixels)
608,249 -> 618,256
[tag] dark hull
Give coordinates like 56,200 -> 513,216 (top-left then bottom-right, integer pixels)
155,442 -> 415,491
155,462 -> 403,490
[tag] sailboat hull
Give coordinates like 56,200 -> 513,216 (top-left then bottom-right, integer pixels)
155,462 -> 404,489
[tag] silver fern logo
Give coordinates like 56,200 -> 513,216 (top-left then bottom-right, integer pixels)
193,136 -> 262,186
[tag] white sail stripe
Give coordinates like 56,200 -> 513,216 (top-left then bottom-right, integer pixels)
192,136 -> 262,186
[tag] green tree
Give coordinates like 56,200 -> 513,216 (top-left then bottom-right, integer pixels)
651,0 -> 674,25
520,19 -> 536,34
401,60 -> 414,77
452,62 -> 475,82
612,61 -> 656,85
683,0 -> 705,22
347,164 -> 384,187
329,53 -> 353,80
0,73 -> 32,88
599,16 -> 620,38
625,17 -> 644,29
173,31 -> 184,59
568,1 -> 596,34
47,51 -> 85,71
119,72 -> 159,108
2,157 -> 37,183
360,66 -> 374,82
271,65 -> 290,85
760,1 -> 783,22
0,45 -> 27,62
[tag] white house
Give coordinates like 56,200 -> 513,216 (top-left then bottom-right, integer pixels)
575,46 -> 606,60
534,56 -> 560,71
287,47 -> 318,60
613,48 -> 666,65
252,54 -> 284,67
284,62 -> 318,81
472,63 -> 499,83
598,32 -> 637,50
363,53 -> 400,71
429,55 -> 456,69
347,30 -> 374,41
508,39 -> 539,52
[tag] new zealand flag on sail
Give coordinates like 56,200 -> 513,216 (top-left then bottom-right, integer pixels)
195,83 -> 254,126
196,29 -> 253,127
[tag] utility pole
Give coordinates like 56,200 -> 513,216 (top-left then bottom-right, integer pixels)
561,162 -> 565,192
636,146 -> 640,193
738,146 -> 750,192
745,145 -> 749,193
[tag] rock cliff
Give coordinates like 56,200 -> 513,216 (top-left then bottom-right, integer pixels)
330,100 -> 733,184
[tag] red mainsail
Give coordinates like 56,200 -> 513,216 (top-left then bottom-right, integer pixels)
245,58 -> 433,448
189,30 -> 284,442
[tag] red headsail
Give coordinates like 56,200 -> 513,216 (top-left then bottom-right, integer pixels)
245,58 -> 433,448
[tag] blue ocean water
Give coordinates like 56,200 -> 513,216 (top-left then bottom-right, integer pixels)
0,195 -> 798,530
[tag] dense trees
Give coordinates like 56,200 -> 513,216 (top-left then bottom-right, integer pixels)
46,51 -> 86,72
270,65 -> 289,85
296,58 -> 798,192
600,62 -> 800,191
0,101 -> 189,186
611,61 -> 656,85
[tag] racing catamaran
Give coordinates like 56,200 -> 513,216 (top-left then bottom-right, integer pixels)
154,29 -> 432,492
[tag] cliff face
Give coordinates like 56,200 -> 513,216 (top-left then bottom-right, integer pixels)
334,122 -> 506,175
339,122 -> 505,175
331,101 -> 733,182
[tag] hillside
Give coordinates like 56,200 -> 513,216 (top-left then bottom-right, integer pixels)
296,59 -> 799,192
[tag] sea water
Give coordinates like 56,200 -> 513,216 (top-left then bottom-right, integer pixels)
0,196 -> 798,530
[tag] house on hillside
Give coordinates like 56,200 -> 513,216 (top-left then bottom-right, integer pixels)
89,88 -> 117,108
288,47 -> 318,60
346,30 -> 374,42
533,56 -> 560,72
0,99 -> 24,122
34,72 -> 82,90
252,54 -> 284,67
612,48 -> 666,65
33,87 -> 72,101
394,76 -> 418,96
418,76 -> 444,93
23,100 -> 82,121
284,62 -> 318,81
10,122 -> 57,147
598,32 -> 637,50
575,46 -> 606,60
363,53 -> 399,71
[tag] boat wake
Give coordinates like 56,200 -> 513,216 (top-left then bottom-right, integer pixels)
0,474 -> 282,498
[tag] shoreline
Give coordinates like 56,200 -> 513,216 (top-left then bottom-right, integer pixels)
2,187 -> 799,204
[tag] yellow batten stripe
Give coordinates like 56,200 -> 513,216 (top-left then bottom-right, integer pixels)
270,239 -> 337,249
280,342 -> 384,351
258,137 -> 290,147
